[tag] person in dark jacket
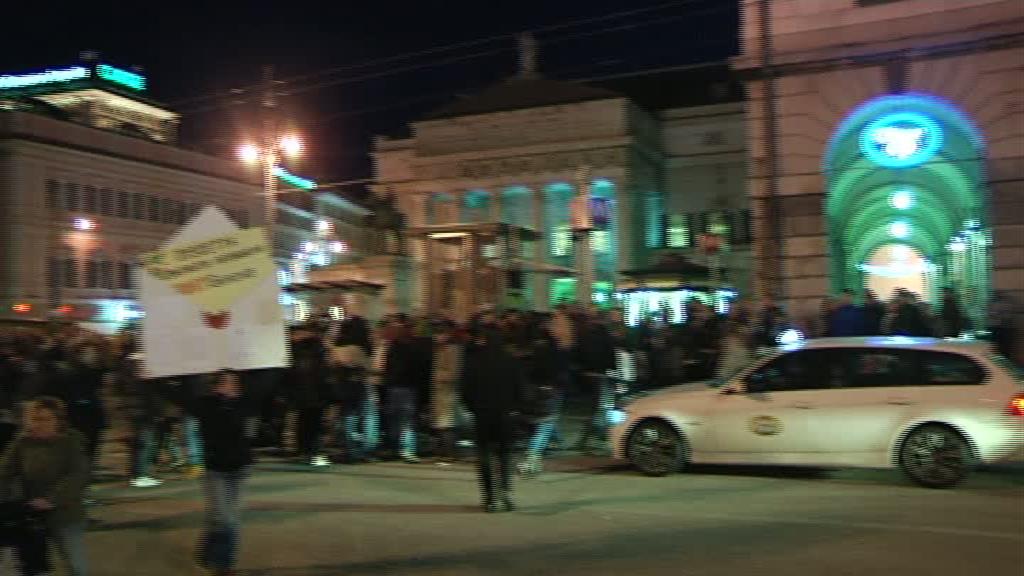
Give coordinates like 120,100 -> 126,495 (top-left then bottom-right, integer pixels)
59,344 -> 107,476
573,308 -> 617,454
118,350 -> 164,488
462,314 -> 519,512
288,325 -> 330,467
890,291 -> 933,336
827,289 -> 865,337
862,290 -> 886,336
178,370 -> 253,576
939,287 -> 966,338
382,317 -> 420,462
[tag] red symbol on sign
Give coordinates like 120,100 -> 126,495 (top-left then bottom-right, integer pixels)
202,311 -> 231,330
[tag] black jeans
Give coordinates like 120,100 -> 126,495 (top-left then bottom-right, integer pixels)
296,404 -> 325,458
474,417 -> 513,503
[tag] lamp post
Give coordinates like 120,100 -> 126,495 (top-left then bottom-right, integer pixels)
237,133 -> 303,242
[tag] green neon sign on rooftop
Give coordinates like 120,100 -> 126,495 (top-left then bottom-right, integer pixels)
96,64 -> 146,91
0,63 -> 146,92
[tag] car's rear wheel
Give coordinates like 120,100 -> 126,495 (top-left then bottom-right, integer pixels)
899,424 -> 972,488
628,419 -> 686,477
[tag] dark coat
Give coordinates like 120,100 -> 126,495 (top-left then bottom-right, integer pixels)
828,304 -> 865,337
461,330 -> 520,425
863,301 -> 886,335
891,303 -> 932,337
288,335 -> 328,409
59,364 -> 107,433
382,337 -> 416,392
575,321 -> 616,374
177,378 -> 255,472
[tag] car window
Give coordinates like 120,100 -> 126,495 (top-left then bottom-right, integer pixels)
836,348 -> 918,388
744,350 -> 837,393
919,351 -> 986,385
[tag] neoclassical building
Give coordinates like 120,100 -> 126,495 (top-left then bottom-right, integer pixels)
735,0 -> 1023,335
371,48 -> 750,321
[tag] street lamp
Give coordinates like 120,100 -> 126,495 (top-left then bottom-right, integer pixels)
237,133 -> 305,235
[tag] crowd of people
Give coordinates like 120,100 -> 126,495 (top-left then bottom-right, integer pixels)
0,287 -> 1018,575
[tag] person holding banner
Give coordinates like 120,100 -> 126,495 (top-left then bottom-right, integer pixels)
174,370 -> 252,576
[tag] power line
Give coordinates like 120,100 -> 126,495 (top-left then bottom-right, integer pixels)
177,0 -> 732,116
169,0 -> 723,109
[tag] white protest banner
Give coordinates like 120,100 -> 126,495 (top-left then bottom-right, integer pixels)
138,206 -> 288,378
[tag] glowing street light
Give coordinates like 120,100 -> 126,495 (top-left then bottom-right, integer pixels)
280,134 -> 303,157
237,143 -> 260,164
73,217 -> 95,231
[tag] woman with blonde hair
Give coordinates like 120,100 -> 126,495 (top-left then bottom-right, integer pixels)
1,396 -> 90,575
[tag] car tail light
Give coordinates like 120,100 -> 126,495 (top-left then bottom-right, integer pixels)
1009,394 -> 1024,417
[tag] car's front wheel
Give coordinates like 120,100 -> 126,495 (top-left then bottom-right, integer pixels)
899,424 -> 972,488
628,419 -> 687,477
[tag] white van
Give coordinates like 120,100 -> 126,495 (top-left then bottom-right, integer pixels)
609,337 -> 1024,488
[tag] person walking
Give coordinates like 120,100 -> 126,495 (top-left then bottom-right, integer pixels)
289,325 -> 330,467
177,370 -> 253,576
827,289 -> 865,337
0,397 -> 90,576
119,351 -> 164,488
382,317 -> 420,462
327,323 -> 369,463
430,321 -> 463,464
60,343 -> 108,478
462,314 -> 520,512
573,308 -> 617,454
517,316 -> 569,476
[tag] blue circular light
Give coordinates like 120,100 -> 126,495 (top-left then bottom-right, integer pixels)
860,112 -> 943,168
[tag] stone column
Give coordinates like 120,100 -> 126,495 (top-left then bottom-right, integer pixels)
530,186 -> 549,311
573,169 -> 594,306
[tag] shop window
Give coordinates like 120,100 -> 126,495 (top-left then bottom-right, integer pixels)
592,229 -> 611,253
666,214 -> 691,248
551,224 -> 572,257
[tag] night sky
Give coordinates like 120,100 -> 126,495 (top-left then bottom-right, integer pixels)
0,0 -> 737,190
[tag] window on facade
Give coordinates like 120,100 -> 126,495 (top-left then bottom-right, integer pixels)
84,261 -> 99,289
46,180 -> 60,209
100,188 -> 114,216
99,260 -> 114,289
117,262 -> 133,290
666,214 -> 691,248
147,195 -> 160,222
116,190 -> 129,218
63,258 -> 78,288
83,186 -> 98,213
131,193 -> 144,219
551,224 -> 572,257
64,182 -> 79,211
174,200 -> 187,224
592,229 -> 611,253
161,198 -> 175,223
709,211 -> 731,237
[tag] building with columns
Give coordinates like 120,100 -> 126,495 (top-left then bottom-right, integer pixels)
372,48 -> 750,321
734,0 -> 1023,340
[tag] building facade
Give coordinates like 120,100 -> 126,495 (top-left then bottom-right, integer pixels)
372,55 -> 750,322
735,0 -> 1023,336
0,61 -> 368,332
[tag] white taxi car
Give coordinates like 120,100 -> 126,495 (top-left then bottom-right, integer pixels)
609,337 -> 1024,488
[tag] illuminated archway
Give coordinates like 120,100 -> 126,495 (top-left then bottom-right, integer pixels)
824,93 -> 988,310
